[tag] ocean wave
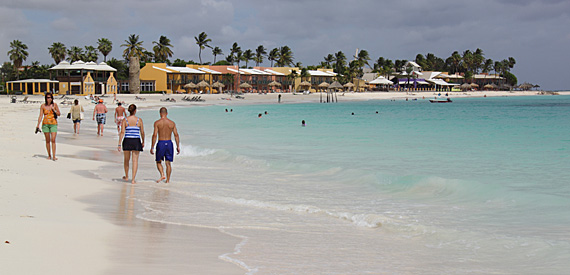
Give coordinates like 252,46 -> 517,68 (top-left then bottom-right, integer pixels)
179,144 -> 218,157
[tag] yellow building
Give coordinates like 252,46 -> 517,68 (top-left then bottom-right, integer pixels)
49,61 -> 117,95
6,79 -> 59,95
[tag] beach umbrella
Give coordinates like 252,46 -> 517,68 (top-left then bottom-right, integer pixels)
212,81 -> 225,88
299,81 -> 311,87
343,82 -> 355,88
197,80 -> 210,88
470,83 -> 479,88
239,82 -> 252,89
318,82 -> 330,88
518,83 -> 533,90
329,81 -> 343,89
184,82 -> 197,89
483,83 -> 497,90
268,81 -> 282,87
460,83 -> 472,91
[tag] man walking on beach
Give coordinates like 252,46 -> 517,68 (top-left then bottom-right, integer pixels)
93,99 -> 108,136
114,102 -> 126,134
150,107 -> 180,183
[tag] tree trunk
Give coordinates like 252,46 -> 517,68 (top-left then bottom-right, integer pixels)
129,56 -> 140,94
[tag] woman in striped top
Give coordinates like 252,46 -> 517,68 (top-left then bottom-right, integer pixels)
118,104 -> 145,184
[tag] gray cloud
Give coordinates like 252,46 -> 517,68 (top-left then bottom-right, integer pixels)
0,0 -> 568,90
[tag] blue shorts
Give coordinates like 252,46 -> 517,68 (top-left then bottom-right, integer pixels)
96,113 -> 106,124
155,140 -> 174,162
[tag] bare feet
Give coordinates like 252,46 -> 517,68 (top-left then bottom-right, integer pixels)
52,157 -> 58,161
122,176 -> 129,182
47,156 -> 52,160
131,180 -> 137,184
156,176 -> 166,183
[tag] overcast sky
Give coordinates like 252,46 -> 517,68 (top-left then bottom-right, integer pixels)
1,0 -> 569,90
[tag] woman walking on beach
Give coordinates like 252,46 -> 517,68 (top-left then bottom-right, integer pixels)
118,104 -> 145,184
70,99 -> 84,134
36,92 -> 61,161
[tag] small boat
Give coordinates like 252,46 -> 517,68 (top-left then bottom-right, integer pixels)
429,98 -> 452,103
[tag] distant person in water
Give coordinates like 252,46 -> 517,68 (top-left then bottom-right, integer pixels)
278,94 -> 281,103
351,112 -> 355,115
258,113 -> 262,118
93,99 -> 108,136
118,104 -> 145,184
264,111 -> 268,115
151,107 -> 180,183
302,120 -> 305,127
115,102 -> 127,134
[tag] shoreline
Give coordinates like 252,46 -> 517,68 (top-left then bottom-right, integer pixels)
1,90 -> 568,274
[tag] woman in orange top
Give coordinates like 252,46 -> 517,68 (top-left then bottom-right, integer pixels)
36,92 -> 61,161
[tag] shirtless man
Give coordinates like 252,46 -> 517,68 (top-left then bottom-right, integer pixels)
93,99 -> 108,136
114,102 -> 127,134
150,107 -> 180,183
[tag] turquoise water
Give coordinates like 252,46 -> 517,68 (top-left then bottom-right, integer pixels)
134,95 -> 570,273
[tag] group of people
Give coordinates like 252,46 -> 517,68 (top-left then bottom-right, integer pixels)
36,92 -> 181,184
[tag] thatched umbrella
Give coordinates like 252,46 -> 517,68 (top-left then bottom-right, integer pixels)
518,83 -> 533,90
329,81 -> 343,89
460,83 -> 472,91
184,82 -> 196,93
184,82 -> 196,89
239,82 -> 252,89
268,81 -> 282,87
343,82 -> 355,90
212,81 -> 225,93
318,82 -> 330,88
483,83 -> 498,90
197,80 -> 210,88
470,83 -> 479,88
327,81 -> 343,103
212,81 -> 225,88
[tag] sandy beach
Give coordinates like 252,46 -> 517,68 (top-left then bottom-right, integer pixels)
1,90 -> 568,274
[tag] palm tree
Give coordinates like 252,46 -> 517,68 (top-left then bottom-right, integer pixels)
84,46 -> 98,62
276,46 -> 294,67
152,35 -> 174,63
97,38 -> 113,62
287,70 -> 298,92
212,46 -> 223,64
324,54 -> 334,68
121,34 -> 145,94
194,32 -> 212,64
356,49 -> 371,69
229,42 -> 241,65
243,49 -> 254,68
7,40 -> 28,79
268,48 -> 279,67
333,51 -> 346,74
254,45 -> 267,66
48,42 -> 67,64
67,46 -> 84,63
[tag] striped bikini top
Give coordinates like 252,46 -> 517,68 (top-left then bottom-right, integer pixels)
124,117 -> 141,139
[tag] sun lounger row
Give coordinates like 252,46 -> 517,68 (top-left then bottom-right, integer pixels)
182,96 -> 205,102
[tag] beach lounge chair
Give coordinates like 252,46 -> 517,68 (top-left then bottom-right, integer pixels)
18,96 -> 29,103
135,96 -> 146,101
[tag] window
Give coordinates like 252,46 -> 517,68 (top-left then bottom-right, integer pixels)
141,81 -> 155,92
121,82 -> 129,92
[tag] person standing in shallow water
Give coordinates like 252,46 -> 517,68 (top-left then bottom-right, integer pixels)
118,104 -> 145,184
36,92 -> 61,161
151,107 -> 180,183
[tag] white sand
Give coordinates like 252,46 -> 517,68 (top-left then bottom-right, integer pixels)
0,90 -> 567,274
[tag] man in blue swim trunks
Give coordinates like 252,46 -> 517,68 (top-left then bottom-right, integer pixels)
150,107 -> 180,183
